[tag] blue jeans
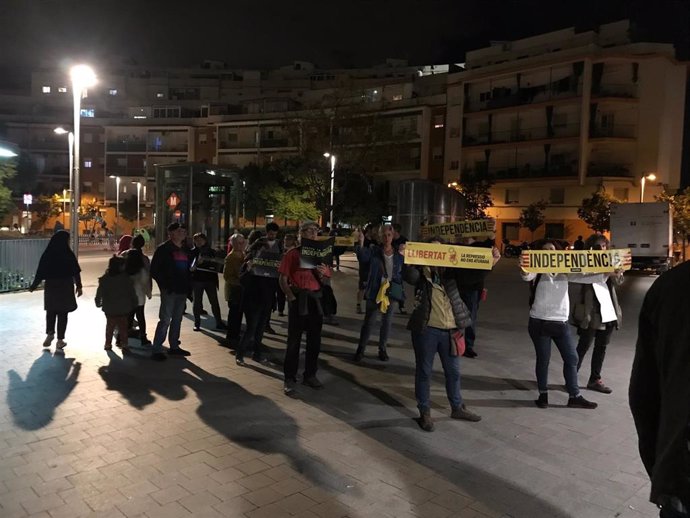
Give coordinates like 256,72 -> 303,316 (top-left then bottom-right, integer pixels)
356,299 -> 394,354
528,317 -> 580,397
460,289 -> 480,351
152,291 -> 187,353
412,327 -> 461,412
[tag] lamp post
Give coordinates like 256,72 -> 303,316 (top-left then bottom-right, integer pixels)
640,173 -> 657,203
54,127 -> 74,230
110,175 -> 121,234
70,64 -> 97,258
323,152 -> 336,230
133,181 -> 142,232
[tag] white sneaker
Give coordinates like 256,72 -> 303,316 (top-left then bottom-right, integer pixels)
56,339 -> 67,350
43,334 -> 54,348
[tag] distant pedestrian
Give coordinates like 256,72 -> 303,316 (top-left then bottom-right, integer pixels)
630,261 -> 690,518
95,255 -> 139,353
190,233 -> 225,331
29,230 -> 83,350
392,223 -> 409,314
123,234 -> 153,345
354,223 -> 377,314
117,234 -> 133,255
149,222 -> 192,361
573,235 -> 585,250
223,232 -> 246,348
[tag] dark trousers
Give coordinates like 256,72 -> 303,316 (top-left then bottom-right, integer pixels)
46,311 -> 68,340
193,281 -> 222,325
528,317 -> 580,397
283,298 -> 323,381
460,289 -> 480,351
128,305 -> 147,339
106,314 -> 129,346
276,288 -> 286,314
237,304 -> 271,360
576,323 -> 615,383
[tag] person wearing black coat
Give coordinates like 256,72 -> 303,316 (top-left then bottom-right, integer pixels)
29,230 -> 82,350
190,233 -> 225,331
630,261 -> 690,517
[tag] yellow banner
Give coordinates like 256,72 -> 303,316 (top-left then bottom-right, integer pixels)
521,249 -> 632,274
315,235 -> 355,247
419,219 -> 495,241
404,242 -> 493,270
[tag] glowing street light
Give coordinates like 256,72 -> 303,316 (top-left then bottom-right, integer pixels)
70,64 -> 97,258
132,181 -> 142,232
323,152 -> 336,229
54,127 -> 74,229
640,173 -> 657,203
109,175 -> 121,234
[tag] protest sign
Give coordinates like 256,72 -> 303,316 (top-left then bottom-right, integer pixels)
300,237 -> 334,269
404,241 -> 493,270
192,253 -> 224,274
251,250 -> 282,278
419,219 -> 495,241
520,249 -> 632,274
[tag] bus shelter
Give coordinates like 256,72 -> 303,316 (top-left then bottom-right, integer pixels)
154,162 -> 242,250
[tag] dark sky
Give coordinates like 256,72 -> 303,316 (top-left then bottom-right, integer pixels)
1,0 -> 688,72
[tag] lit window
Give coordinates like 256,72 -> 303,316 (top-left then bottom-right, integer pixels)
433,115 -> 445,129
42,86 -> 51,93
109,89 -> 118,96
156,92 -> 164,98
80,108 -> 95,118
83,159 -> 92,168
58,87 -> 67,93
392,94 -> 403,101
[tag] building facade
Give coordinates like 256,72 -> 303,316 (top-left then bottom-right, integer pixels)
444,20 -> 688,244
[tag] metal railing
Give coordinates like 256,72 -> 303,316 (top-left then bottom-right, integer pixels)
0,239 -> 49,293
463,124 -> 580,146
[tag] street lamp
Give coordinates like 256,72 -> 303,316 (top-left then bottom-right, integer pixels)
70,64 -> 97,258
109,175 -> 121,234
54,127 -> 74,230
0,140 -> 18,157
640,173 -> 657,203
323,152 -> 336,230
133,181 -> 142,232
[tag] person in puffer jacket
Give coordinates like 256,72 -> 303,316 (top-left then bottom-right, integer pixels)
404,238 -> 482,432
95,255 -> 139,353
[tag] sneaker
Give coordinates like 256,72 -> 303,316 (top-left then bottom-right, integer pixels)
193,323 -> 201,331
104,344 -> 112,351
587,379 -> 613,394
215,322 -> 228,331
56,339 -> 67,350
200,309 -> 209,316
418,411 -> 434,432
265,325 -> 276,334
535,393 -> 549,409
235,357 -> 246,366
302,376 -> 324,390
463,349 -> 478,359
567,395 -> 598,409
140,338 -> 152,346
450,405 -> 482,422
284,379 -> 297,395
252,355 -> 271,365
42,334 -> 54,348
168,348 -> 191,356
353,351 -> 364,363
151,352 -> 167,361
378,350 -> 389,362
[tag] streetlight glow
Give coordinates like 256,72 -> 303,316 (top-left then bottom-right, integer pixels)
69,64 -> 97,258
640,172 -> 657,203
53,127 -> 68,135
324,152 -> 336,229
110,175 -> 121,234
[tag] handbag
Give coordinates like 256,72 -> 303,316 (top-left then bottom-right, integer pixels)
387,281 -> 404,302
451,330 -> 466,357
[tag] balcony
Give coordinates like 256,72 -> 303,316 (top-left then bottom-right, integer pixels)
486,163 -> 578,180
590,124 -> 636,139
218,139 -> 257,149
259,138 -> 292,148
463,123 -> 580,147
107,139 -> 146,152
466,80 -> 582,113
587,163 -> 632,178
27,139 -> 66,151
105,165 -> 147,176
592,83 -> 637,99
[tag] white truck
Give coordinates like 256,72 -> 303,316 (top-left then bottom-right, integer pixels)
610,202 -> 672,274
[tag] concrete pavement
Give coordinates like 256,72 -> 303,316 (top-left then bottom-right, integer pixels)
0,252 -> 658,517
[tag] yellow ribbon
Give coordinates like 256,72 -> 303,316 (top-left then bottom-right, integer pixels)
376,279 -> 391,314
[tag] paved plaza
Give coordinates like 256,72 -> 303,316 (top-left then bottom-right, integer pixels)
0,252 -> 658,518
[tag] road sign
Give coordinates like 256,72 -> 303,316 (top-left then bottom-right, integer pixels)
23,194 -> 32,205
166,192 -> 180,208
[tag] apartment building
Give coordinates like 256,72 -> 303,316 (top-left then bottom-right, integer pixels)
445,20 -> 688,244
0,59 -> 447,229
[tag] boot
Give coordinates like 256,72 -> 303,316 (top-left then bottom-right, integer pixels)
418,409 -> 434,432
